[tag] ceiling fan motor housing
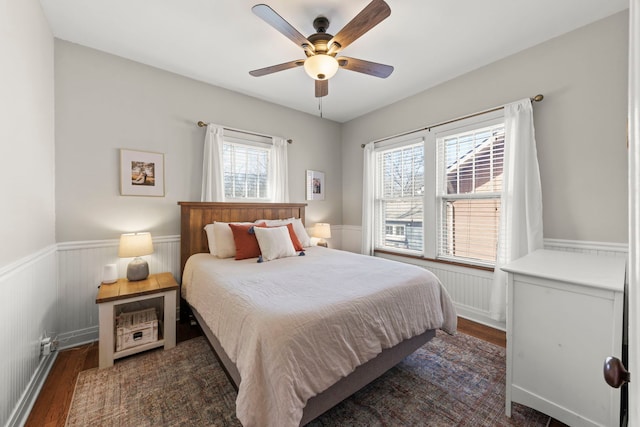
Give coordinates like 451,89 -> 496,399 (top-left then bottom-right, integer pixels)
306,31 -> 333,56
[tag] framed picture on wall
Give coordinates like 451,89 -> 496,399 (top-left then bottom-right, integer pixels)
120,149 -> 165,197
306,170 -> 325,201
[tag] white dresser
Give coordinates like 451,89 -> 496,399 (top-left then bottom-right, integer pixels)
502,249 -> 626,427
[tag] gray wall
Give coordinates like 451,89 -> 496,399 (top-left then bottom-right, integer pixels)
1,2 -> 58,426
54,40 -> 343,242
0,0 -> 55,266
53,10 -> 631,245
341,11 -> 629,244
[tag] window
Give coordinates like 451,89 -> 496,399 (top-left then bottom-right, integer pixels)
437,124 -> 504,264
202,125 -> 288,203
374,140 -> 424,252
222,133 -> 272,200
223,141 -> 270,199
372,111 -> 504,266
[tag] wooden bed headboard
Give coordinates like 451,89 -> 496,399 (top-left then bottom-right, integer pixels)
177,202 -> 307,274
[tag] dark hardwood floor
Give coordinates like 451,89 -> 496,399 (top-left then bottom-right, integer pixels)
25,317 -> 565,427
457,317 -> 506,348
25,321 -> 202,427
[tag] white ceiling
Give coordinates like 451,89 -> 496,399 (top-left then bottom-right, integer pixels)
40,0 -> 628,123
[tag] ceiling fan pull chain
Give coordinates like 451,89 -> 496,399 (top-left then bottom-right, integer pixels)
319,97 -> 323,118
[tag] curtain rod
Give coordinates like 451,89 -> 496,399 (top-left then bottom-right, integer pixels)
360,94 -> 544,148
197,121 -> 293,144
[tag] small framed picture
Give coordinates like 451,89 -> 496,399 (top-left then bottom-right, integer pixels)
306,170 -> 325,201
120,149 -> 165,197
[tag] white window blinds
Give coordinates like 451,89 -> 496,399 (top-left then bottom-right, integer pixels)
223,140 -> 270,200
201,124 -> 289,203
374,140 -> 425,253
365,110 -> 504,266
437,124 -> 505,264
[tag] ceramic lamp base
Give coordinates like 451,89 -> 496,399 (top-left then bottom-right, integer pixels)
127,257 -> 149,281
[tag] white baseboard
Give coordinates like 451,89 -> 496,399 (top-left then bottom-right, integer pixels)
455,305 -> 506,332
6,352 -> 58,427
56,326 -> 99,350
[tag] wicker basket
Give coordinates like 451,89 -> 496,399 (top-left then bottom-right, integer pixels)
115,308 -> 158,351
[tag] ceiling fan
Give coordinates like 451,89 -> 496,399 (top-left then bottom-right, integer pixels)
249,0 -> 394,98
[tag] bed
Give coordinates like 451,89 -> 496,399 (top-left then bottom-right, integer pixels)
178,202 -> 457,427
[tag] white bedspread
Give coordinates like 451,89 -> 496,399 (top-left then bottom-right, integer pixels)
182,247 -> 457,427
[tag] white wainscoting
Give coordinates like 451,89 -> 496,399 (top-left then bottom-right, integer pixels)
0,245 -> 57,427
340,226 -> 629,330
376,252 -> 503,329
3,230 -> 628,427
56,235 -> 181,348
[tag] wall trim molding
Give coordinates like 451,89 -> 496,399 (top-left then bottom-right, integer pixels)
5,352 -> 58,427
56,326 -> 99,350
543,238 -> 628,254
455,305 -> 506,331
0,244 -> 57,279
52,234 -> 628,254
337,225 -> 362,231
57,235 -> 181,251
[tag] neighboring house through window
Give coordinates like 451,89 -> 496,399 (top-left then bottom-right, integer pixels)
373,110 -> 504,267
376,139 -> 425,252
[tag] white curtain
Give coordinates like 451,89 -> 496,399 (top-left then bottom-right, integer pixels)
201,124 -> 225,202
361,142 -> 376,255
490,99 -> 544,321
627,0 -> 639,424
270,137 -> 289,202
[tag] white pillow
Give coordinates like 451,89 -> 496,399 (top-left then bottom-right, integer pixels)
255,219 -> 287,226
213,222 -> 253,259
254,226 -> 297,261
204,223 -> 217,256
289,217 -> 312,247
255,218 -> 312,247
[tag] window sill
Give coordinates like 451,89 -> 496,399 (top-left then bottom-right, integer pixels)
374,249 -> 495,272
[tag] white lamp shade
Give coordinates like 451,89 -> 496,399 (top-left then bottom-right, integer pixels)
314,223 -> 332,239
304,55 -> 339,80
118,232 -> 154,258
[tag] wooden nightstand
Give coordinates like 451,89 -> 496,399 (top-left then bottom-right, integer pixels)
96,272 -> 178,369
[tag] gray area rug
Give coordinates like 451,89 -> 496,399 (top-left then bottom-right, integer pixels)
66,332 -> 549,426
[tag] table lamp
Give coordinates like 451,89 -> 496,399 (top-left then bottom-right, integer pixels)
313,223 -> 331,247
118,232 -> 154,281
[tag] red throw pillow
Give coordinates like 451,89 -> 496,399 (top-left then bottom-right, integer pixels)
229,223 -> 265,260
283,223 -> 304,251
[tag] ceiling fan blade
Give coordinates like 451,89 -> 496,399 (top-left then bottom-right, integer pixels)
315,79 -> 328,98
328,0 -> 391,53
249,60 -> 304,77
337,57 -> 393,78
252,4 -> 311,49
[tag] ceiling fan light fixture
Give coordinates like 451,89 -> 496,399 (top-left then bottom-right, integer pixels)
304,54 -> 339,80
